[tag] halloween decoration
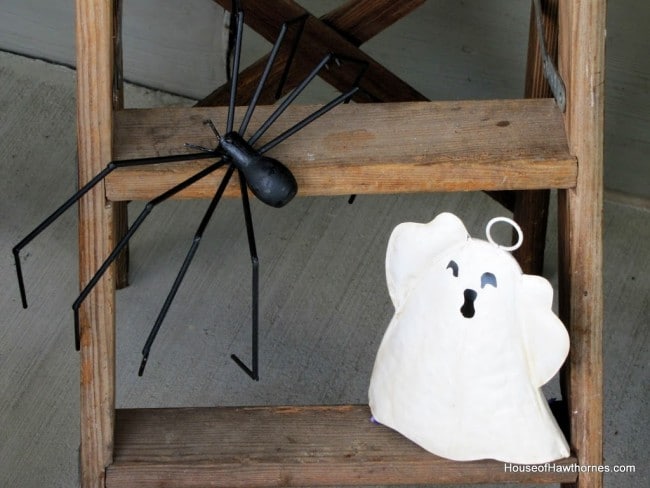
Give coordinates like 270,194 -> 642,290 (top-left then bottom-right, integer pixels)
13,0 -> 364,380
368,212 -> 570,464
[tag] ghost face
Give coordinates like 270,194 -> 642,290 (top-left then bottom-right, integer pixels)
430,239 -> 520,326
404,239 -> 527,390
446,258 -> 496,319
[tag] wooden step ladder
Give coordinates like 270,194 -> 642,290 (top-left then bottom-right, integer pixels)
74,0 -> 604,486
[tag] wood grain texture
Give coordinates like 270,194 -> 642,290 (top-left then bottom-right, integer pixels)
512,0 -> 559,274
75,0 -> 116,486
105,406 -> 578,487
107,99 -> 576,201
524,0 -> 560,100
324,0 -> 427,46
112,0 -> 129,289
557,1 -> 606,487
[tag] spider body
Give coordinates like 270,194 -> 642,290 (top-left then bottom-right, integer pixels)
219,131 -> 297,208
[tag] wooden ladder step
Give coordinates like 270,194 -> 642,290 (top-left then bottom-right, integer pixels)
107,99 -> 576,201
106,405 -> 578,487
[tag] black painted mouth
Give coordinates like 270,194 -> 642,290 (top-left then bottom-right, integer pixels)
460,288 -> 477,318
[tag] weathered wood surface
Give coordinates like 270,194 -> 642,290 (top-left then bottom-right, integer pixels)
75,0 -> 117,487
112,0 -> 129,289
512,0 -> 559,275
107,99 -> 576,201
106,405 -> 578,487
557,1 -> 606,487
325,0 -> 427,46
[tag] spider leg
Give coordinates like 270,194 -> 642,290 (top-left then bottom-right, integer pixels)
230,170 -> 260,381
248,52 -> 335,146
71,158 -> 227,351
330,54 -> 369,96
323,55 -> 370,205
12,151 -> 216,309
228,57 -> 364,378
275,15 -> 309,101
138,165 -> 236,376
226,3 -> 244,133
257,85 -> 360,155
239,22 -> 289,135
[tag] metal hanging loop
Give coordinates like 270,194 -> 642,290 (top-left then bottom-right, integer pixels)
486,217 -> 524,252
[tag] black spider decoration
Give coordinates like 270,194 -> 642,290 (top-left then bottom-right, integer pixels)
13,0 -> 365,380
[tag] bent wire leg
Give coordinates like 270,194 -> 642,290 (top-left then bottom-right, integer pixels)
275,14 -> 309,101
226,2 -> 244,133
248,52 -> 335,146
258,86 -> 360,155
139,165 -> 237,376
239,22 -> 289,135
331,54 -> 369,94
12,151 -> 216,309
251,53 -> 367,151
230,57 -> 366,378
324,54 -> 369,205
71,158 -> 226,350
230,170 -> 260,380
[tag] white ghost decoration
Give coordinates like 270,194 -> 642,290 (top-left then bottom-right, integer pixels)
368,212 -> 570,464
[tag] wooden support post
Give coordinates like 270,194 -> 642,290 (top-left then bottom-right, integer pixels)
75,0 -> 116,486
112,0 -> 129,289
512,0 -> 558,275
557,0 -> 605,486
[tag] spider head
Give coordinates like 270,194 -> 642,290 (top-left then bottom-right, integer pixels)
220,131 -> 297,208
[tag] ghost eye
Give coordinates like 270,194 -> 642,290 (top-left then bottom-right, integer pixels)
481,272 -> 497,288
447,260 -> 459,277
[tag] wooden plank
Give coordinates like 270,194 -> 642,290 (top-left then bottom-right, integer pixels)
557,1 -> 606,487
106,99 -> 576,201
106,405 -> 578,487
325,0 -> 427,46
75,0 -> 117,487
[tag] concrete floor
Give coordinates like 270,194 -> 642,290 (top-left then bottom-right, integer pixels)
0,46 -> 648,488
